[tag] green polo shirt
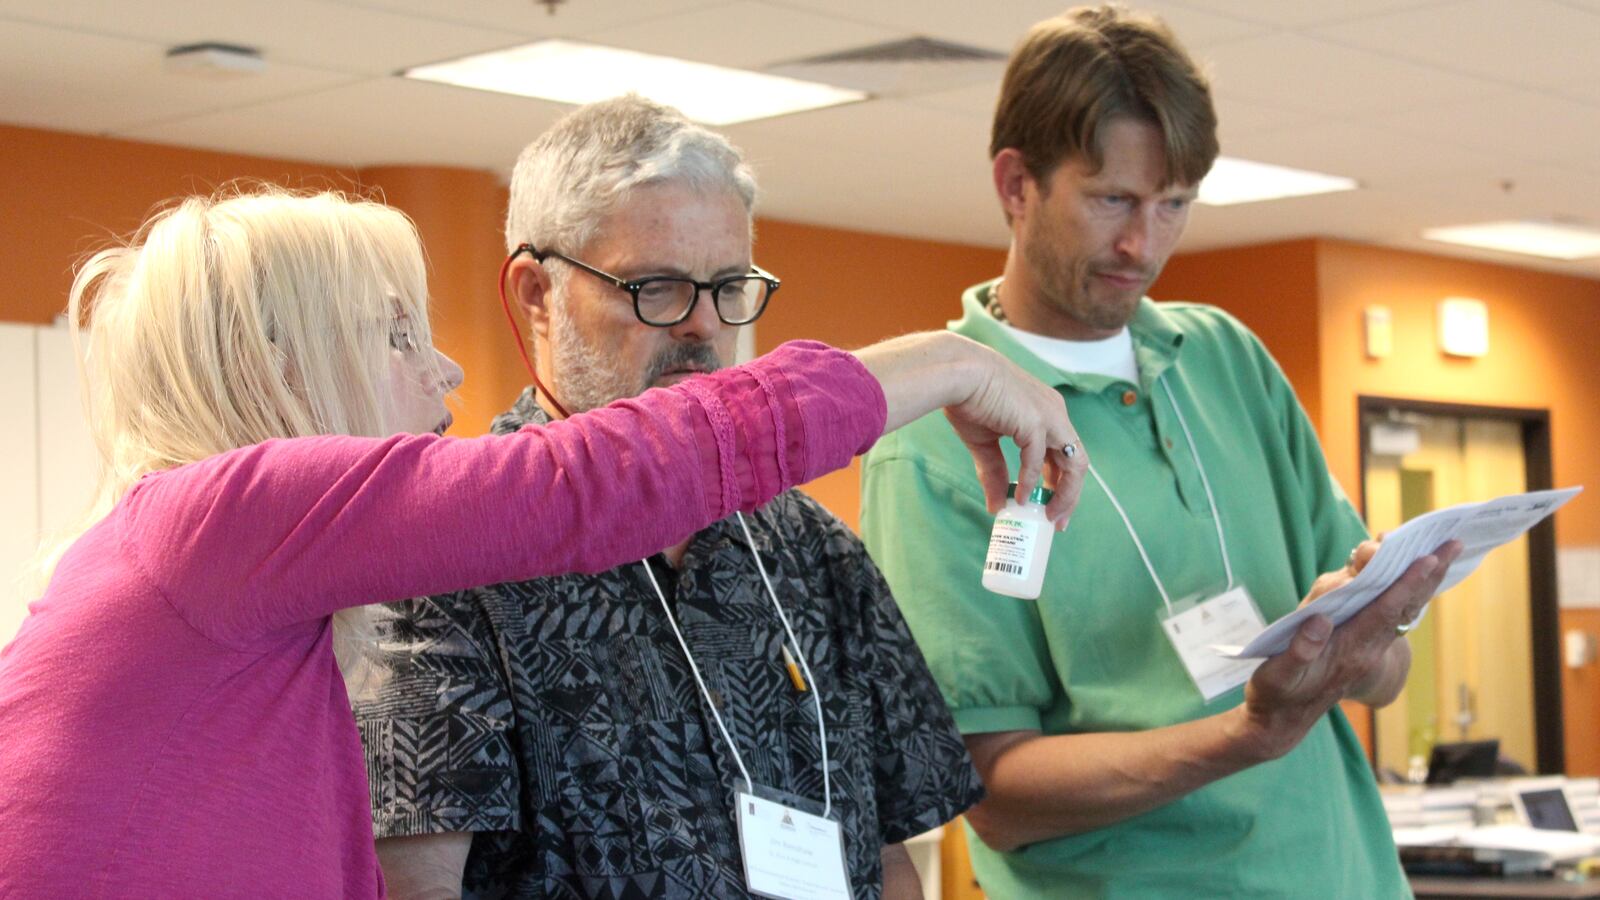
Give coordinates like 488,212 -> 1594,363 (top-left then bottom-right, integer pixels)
861,282 -> 1404,898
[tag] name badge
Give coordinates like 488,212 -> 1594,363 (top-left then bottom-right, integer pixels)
1159,586 -> 1267,702
734,781 -> 852,900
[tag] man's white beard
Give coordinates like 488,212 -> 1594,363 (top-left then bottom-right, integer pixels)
546,301 -> 726,414
548,305 -> 643,414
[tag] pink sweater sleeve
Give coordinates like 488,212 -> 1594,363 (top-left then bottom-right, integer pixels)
119,341 -> 885,648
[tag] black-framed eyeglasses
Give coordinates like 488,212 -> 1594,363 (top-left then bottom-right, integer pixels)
513,244 -> 779,327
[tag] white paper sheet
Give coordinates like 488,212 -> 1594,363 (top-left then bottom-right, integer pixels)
1215,486 -> 1581,659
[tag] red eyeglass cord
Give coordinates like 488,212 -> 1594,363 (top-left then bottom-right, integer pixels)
498,247 -> 572,420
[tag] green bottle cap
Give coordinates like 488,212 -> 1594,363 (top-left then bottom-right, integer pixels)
1005,481 -> 1054,505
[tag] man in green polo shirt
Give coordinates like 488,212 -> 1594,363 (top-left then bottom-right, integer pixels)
860,6 -> 1460,897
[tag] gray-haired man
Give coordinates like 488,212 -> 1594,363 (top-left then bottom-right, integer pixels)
353,95 -> 982,899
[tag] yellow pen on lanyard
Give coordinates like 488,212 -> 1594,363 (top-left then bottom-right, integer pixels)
780,644 -> 808,693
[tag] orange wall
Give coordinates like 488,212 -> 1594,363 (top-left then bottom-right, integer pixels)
1154,239 -> 1324,428
1,123 -> 358,325
754,218 -> 1006,353
1314,239 -> 1600,545
1562,608 -> 1600,777
754,218 -> 1007,527
1154,237 -> 1600,541
0,125 -> 533,440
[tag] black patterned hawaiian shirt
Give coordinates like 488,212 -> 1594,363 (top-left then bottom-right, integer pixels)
352,390 -> 983,899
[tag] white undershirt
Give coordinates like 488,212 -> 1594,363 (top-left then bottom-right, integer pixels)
999,320 -> 1140,384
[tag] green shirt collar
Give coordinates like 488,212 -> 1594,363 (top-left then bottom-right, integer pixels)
952,279 -> 1186,392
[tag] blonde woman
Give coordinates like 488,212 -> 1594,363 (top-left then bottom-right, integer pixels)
0,188 -> 1084,897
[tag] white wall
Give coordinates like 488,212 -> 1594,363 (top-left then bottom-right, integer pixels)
0,323 -> 41,644
36,325 -> 99,538
1,322 -> 97,646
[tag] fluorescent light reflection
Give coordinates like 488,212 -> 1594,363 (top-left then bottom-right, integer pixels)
1198,156 -> 1359,206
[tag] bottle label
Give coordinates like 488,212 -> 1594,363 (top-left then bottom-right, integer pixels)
984,515 -> 1033,580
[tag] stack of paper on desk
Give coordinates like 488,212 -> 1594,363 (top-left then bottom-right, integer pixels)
1216,487 -> 1581,659
1395,825 -> 1600,873
1384,785 -> 1480,830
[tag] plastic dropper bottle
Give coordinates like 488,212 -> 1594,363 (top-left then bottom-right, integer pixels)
982,482 -> 1055,600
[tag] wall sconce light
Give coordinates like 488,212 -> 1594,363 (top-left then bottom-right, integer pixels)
1364,305 -> 1393,359
1438,297 -> 1489,358
1567,630 -> 1598,669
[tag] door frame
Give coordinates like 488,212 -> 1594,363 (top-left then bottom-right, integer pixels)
1356,395 -> 1560,774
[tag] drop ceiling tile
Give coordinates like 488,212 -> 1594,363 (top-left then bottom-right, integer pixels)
330,0 -> 723,38
1172,0 -> 1454,28
0,0 -> 515,75
1174,189 -> 1387,257
1223,120 -> 1505,185
1201,31 -> 1504,117
1366,84 -> 1600,168
1318,0 -> 1600,105
901,81 -> 1000,120
1213,95 -> 1318,143
1180,183 -> 1464,253
117,76 -> 569,171
1398,164 -> 1600,227
727,98 -> 1004,246
584,2 -> 902,70
762,0 -> 1266,54
0,18 -> 355,135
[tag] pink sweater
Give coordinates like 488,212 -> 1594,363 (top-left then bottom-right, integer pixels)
0,342 -> 884,899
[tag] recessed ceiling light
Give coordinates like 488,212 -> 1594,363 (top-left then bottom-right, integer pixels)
1421,220 -> 1600,261
401,40 -> 868,126
1197,157 -> 1359,206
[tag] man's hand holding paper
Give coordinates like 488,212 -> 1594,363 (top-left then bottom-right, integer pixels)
1213,485 -> 1580,763
1217,487 -> 1581,660
1226,539 -> 1463,762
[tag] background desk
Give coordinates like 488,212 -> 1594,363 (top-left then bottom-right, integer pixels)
1411,875 -> 1600,898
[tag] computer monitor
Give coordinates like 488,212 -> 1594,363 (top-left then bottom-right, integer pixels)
1424,740 -> 1500,784
1511,779 -> 1582,832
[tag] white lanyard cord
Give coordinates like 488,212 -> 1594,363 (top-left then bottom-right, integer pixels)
1159,374 -> 1235,591
636,511 -> 832,817
1086,463 -> 1175,616
735,511 -> 831,818
1086,375 -> 1235,616
639,560 -> 753,790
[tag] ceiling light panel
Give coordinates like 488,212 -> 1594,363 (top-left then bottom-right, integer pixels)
403,40 -> 867,125
1198,156 -> 1359,206
1422,221 -> 1600,261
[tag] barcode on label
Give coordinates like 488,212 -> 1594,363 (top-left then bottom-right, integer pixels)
985,562 -> 1023,575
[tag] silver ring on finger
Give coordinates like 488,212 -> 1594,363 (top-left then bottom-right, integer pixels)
1062,440 -> 1079,459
